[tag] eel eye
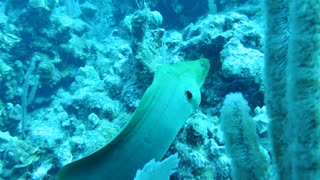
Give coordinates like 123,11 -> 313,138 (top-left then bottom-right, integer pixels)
185,90 -> 193,100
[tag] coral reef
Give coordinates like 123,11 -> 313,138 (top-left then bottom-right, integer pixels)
0,0 -> 271,179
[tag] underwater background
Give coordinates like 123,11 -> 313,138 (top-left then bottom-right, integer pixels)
0,0 -> 297,179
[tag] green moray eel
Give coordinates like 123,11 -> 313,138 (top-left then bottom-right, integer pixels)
56,58 -> 210,180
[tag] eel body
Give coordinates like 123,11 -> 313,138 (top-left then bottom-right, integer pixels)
56,58 -> 210,180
